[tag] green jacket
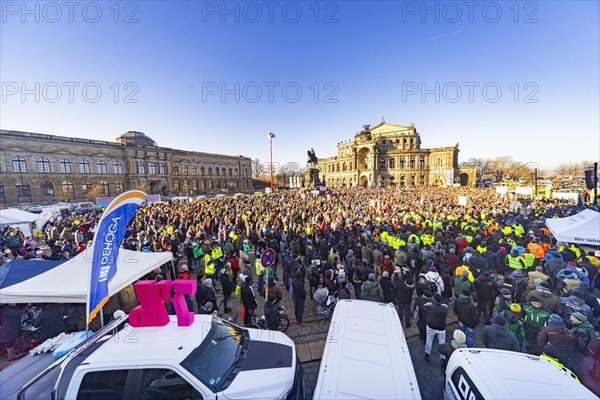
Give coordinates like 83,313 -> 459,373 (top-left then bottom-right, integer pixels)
572,321 -> 594,352
453,276 -> 472,298
522,305 -> 550,339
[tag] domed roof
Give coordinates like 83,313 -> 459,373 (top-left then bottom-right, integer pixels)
116,131 -> 156,146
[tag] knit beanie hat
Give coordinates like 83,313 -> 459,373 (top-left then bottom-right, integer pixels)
453,329 -> 467,344
529,295 -> 541,303
571,312 -> 587,323
510,303 -> 522,313
500,288 -> 511,296
548,314 -> 563,324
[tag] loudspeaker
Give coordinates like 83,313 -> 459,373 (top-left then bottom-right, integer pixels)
585,168 -> 595,190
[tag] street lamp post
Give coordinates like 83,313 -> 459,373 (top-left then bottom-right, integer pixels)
268,132 -> 276,192
524,162 -> 539,195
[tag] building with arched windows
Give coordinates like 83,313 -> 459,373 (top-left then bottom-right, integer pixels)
0,130 -> 252,205
316,119 -> 476,188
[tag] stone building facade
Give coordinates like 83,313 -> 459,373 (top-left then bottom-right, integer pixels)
0,130 -> 252,205
316,119 -> 476,188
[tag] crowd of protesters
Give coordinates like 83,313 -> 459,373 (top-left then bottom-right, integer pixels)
1,186 -> 599,389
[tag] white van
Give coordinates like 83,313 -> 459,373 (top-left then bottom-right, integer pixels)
313,300 -> 421,399
444,348 -> 597,400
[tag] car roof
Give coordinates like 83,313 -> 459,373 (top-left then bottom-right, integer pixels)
448,349 -> 597,399
314,300 -> 421,399
84,315 -> 214,366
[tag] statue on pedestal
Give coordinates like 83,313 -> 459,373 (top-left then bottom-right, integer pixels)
305,148 -> 321,188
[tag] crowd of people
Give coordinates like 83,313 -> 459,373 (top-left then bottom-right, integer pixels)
1,186 -> 599,391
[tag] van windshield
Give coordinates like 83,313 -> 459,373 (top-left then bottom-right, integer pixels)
180,319 -> 246,392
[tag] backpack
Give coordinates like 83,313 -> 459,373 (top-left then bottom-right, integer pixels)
337,269 -> 347,286
427,279 -> 440,295
308,265 -> 321,285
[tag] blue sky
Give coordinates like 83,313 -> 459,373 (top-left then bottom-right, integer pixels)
1,1 -> 599,171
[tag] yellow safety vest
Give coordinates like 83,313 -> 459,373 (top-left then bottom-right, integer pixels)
507,255 -> 525,270
523,253 -> 535,268
255,258 -> 265,275
540,354 -> 579,381
204,254 -> 216,275
212,246 -> 223,260
477,245 -> 487,254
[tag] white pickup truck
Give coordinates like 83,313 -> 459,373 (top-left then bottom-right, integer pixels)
1,314 -> 304,400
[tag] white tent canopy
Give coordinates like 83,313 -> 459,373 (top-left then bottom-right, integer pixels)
546,209 -> 600,246
0,247 -> 173,304
0,208 -> 39,225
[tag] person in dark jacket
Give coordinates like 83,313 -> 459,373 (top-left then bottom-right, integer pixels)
481,315 -> 520,352
219,266 -> 234,313
240,277 -> 257,327
468,250 -> 488,277
453,289 -> 480,347
291,271 -> 306,326
264,292 -> 282,330
379,271 -> 394,303
474,271 -> 498,324
445,248 -> 460,272
1,304 -> 24,360
415,291 -> 432,342
196,278 -> 218,311
482,248 -> 499,277
337,283 -> 355,300
393,268 -> 414,328
439,329 -> 468,366
424,293 -> 449,362
537,314 -> 575,365
34,303 -> 66,341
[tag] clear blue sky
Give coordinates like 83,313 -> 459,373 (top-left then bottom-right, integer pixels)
1,1 -> 598,171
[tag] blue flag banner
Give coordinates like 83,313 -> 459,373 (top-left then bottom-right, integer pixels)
87,190 -> 147,323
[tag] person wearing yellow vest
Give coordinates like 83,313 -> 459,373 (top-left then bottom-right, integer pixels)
521,249 -> 535,269
204,253 -> 216,279
255,256 -> 265,296
455,265 -> 475,283
539,345 -> 579,382
507,249 -> 526,270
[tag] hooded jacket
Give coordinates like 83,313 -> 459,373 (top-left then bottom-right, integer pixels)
360,278 -> 383,302
393,274 -> 414,305
425,270 -> 444,294
526,287 -> 563,315
537,323 -> 575,364
474,274 -> 498,303
560,294 -> 593,321
453,275 -> 473,298
482,323 -> 521,352
571,317 -> 594,353
453,294 -> 480,328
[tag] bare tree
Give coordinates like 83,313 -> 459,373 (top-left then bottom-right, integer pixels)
252,158 -> 266,178
461,158 -> 493,182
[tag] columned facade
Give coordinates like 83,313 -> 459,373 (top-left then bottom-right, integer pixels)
317,119 -> 475,188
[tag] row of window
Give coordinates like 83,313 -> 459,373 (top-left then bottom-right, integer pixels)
329,174 -> 427,187
171,179 -> 240,191
11,156 -> 128,175
172,165 -> 249,178
327,156 -> 430,172
0,180 -> 124,199
9,156 -> 250,178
